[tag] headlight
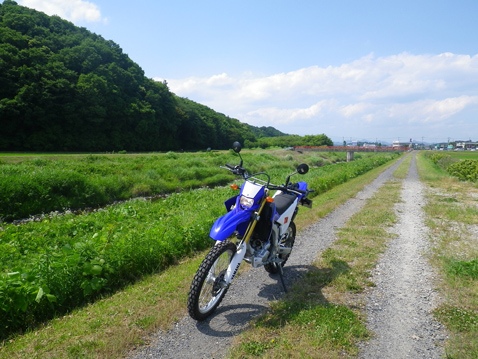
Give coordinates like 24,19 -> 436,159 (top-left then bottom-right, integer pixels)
240,195 -> 254,208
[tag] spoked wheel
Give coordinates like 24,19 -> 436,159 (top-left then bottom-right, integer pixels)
188,240 -> 237,320
264,221 -> 296,274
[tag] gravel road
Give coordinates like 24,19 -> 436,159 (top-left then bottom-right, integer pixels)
127,152 -> 446,358
358,153 -> 447,359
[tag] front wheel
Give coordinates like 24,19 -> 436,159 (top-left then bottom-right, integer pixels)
264,221 -> 296,274
188,240 -> 237,320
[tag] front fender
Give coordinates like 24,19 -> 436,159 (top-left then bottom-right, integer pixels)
209,208 -> 251,242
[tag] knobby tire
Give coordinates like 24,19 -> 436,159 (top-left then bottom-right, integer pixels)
187,240 -> 237,321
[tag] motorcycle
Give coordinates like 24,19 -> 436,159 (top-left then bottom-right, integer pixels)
187,142 -> 314,321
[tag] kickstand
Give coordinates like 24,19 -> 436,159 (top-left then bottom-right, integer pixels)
278,265 -> 288,293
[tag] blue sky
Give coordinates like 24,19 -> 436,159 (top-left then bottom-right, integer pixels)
13,0 -> 478,144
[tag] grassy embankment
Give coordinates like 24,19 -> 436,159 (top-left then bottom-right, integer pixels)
0,150 -> 399,357
0,150 -> 394,222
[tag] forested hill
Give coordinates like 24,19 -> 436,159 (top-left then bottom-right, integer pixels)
0,1 -> 288,152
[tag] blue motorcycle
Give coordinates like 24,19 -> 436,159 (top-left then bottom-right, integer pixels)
188,142 -> 314,320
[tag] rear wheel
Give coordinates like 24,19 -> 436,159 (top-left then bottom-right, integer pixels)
264,222 -> 296,274
187,240 -> 237,320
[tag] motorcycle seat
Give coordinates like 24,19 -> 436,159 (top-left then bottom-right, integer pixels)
273,193 -> 297,215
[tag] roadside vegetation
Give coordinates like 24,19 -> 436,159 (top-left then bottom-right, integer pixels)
0,149 -> 389,222
424,151 -> 478,183
416,152 -> 478,358
0,150 -> 399,347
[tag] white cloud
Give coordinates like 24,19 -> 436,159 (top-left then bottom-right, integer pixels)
244,100 -> 337,125
20,0 -> 107,23
339,103 -> 376,118
162,52 -> 478,140
387,96 -> 478,123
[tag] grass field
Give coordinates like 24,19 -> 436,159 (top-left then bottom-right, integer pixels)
0,150 -> 317,221
441,150 -> 478,160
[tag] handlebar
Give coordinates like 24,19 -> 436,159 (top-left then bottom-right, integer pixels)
270,184 -> 312,195
221,163 -> 315,196
221,164 -> 246,176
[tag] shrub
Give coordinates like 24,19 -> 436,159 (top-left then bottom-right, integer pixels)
447,160 -> 478,182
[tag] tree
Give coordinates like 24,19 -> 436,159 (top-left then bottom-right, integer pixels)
0,2 -> 288,152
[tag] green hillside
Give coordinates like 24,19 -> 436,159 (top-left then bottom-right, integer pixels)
0,1 -> 288,152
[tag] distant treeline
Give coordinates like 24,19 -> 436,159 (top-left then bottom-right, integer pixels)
1,1 -> 309,152
246,134 -> 333,149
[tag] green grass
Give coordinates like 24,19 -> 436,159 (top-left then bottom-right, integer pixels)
445,259 -> 478,280
0,253 -> 206,358
423,150 -> 478,183
236,302 -> 367,358
0,188 -> 230,338
435,305 -> 478,332
0,150 -> 398,222
392,151 -> 412,179
445,151 -> 478,160
0,151 -> 237,221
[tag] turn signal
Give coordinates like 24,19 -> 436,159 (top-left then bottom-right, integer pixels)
266,197 -> 274,203
230,184 -> 239,190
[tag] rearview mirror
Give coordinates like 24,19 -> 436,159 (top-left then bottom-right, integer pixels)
232,141 -> 242,153
297,163 -> 309,175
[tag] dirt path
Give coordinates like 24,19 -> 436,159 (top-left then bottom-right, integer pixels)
126,153 -> 445,358
358,153 -> 447,358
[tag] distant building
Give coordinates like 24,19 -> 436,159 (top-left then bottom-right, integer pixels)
392,141 -> 411,148
456,141 -> 478,150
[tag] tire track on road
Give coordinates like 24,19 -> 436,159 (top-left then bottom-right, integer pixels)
358,152 -> 447,359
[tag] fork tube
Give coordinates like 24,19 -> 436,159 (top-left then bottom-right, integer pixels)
242,196 -> 268,245
223,196 -> 268,284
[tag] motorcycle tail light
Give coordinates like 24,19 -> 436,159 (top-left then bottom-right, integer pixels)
239,195 -> 254,208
